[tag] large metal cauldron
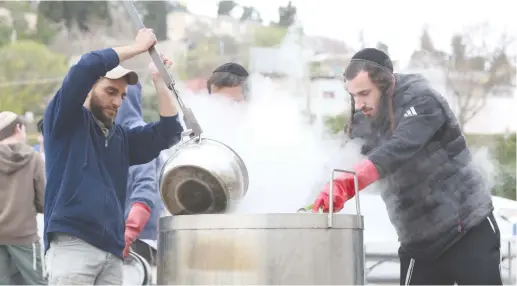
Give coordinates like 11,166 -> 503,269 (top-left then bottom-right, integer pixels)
157,169 -> 365,285
160,134 -> 249,215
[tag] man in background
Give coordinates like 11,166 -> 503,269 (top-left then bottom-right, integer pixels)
33,119 -> 45,162
115,82 -> 163,265
0,111 -> 46,285
207,62 -> 249,102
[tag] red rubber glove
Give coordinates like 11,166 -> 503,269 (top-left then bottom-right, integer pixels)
123,202 -> 151,257
313,160 -> 380,213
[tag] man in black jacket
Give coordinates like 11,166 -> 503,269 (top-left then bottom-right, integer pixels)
312,48 -> 502,285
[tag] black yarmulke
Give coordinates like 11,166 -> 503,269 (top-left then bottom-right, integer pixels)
213,62 -> 249,77
351,48 -> 393,73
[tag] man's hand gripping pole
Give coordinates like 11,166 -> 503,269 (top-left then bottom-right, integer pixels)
123,0 -> 202,139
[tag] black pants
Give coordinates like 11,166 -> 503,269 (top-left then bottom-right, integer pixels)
132,239 -> 157,266
399,213 -> 502,285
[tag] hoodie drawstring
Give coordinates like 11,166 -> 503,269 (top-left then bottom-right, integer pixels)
31,242 -> 47,278
40,242 -> 46,278
82,118 -> 91,169
32,242 -> 36,270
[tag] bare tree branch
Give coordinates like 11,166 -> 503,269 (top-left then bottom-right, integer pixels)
443,24 -> 514,130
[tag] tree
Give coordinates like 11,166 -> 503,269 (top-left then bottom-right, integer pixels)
178,17 -> 246,79
240,6 -> 262,23
409,28 -> 448,69
0,1 -> 57,47
376,42 -> 389,55
277,1 -> 296,28
358,30 -> 366,49
216,35 -> 240,57
450,34 -> 466,68
252,25 -> 288,47
0,41 -> 68,114
38,1 -> 111,32
179,37 -> 222,79
178,33 -> 244,80
444,24 -> 515,128
217,1 -> 237,17
420,27 -> 435,52
44,3 -> 135,57
492,133 -> 516,200
141,1 -> 169,41
0,16 -> 12,47
323,113 -> 348,135
169,1 -> 188,13
141,86 -> 160,123
240,6 -> 252,21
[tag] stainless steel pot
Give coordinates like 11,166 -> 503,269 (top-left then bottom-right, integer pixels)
159,133 -> 249,215
157,169 -> 365,285
123,251 -> 152,285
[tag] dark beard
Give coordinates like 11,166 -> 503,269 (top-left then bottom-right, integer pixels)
90,93 -> 114,128
369,94 -> 391,133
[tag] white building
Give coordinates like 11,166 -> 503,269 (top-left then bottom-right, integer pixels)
306,66 -> 515,136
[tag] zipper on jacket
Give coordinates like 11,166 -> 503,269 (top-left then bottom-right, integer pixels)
105,129 -> 114,148
457,219 -> 462,232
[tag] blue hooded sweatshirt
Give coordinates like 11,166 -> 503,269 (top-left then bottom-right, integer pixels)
115,83 -> 164,241
42,48 -> 183,259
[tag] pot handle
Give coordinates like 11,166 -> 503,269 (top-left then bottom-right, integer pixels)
179,130 -> 201,144
328,169 -> 361,228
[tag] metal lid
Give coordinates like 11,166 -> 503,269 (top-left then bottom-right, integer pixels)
159,213 -> 363,230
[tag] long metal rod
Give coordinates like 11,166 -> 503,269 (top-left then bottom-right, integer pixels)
328,169 -> 362,228
122,0 -> 202,138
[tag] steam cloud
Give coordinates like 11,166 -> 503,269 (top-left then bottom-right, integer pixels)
161,74 -> 502,216
170,74 -> 366,214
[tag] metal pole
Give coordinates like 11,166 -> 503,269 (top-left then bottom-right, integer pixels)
122,0 -> 203,139
513,224 -> 517,285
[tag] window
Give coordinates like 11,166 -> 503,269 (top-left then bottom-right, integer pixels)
323,91 -> 335,99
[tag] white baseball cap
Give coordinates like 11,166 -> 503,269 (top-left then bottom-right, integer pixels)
105,65 -> 139,85
0,111 -> 21,132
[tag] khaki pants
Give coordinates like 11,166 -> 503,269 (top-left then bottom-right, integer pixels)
46,233 -> 123,285
0,243 -> 47,285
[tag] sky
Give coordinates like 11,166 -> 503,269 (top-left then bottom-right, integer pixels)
185,0 -> 517,67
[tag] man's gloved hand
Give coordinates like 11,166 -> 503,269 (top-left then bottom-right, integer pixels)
312,160 -> 380,213
123,202 -> 151,257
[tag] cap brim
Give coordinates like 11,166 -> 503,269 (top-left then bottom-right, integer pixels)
105,66 -> 139,85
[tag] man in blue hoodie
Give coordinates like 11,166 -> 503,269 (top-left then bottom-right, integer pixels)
42,28 -> 184,285
115,83 -> 162,265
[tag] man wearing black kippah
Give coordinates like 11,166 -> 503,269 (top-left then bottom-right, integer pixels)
312,48 -> 502,285
207,62 -> 249,102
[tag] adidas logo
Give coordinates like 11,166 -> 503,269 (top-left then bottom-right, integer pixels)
403,106 -> 417,118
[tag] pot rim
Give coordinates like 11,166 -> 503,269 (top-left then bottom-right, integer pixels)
158,213 -> 364,230
159,137 -> 249,195
124,250 -> 152,285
